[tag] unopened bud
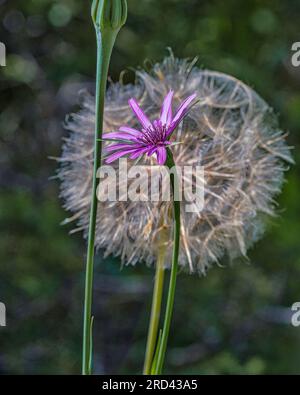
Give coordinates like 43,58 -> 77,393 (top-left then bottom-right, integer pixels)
91,0 -> 127,32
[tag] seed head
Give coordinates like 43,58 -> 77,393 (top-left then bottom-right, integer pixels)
58,55 -> 293,274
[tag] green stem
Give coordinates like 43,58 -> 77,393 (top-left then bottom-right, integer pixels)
154,150 -> 181,375
82,29 -> 117,376
143,247 -> 166,375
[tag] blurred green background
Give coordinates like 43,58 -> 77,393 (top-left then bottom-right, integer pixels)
0,0 -> 300,374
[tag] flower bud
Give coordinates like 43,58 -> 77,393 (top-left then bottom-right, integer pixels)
91,0 -> 127,31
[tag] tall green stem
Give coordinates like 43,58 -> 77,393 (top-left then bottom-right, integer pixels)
82,10 -> 124,375
82,0 -> 127,375
153,150 -> 181,375
143,245 -> 166,375
82,30 -> 115,376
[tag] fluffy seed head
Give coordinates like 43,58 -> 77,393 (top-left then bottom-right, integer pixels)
58,55 -> 293,274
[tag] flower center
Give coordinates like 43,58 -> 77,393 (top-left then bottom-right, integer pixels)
138,120 -> 168,147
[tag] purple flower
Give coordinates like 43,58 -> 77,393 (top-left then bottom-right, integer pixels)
103,90 -> 196,165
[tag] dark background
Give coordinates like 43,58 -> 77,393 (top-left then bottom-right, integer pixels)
0,0 -> 300,374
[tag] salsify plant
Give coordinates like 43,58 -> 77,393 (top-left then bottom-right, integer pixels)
58,53 -> 293,374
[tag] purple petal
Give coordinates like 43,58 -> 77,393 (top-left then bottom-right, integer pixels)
128,98 -> 152,130
160,90 -> 174,126
156,146 -> 167,165
147,146 -> 157,156
105,148 -> 138,164
105,143 -> 140,153
129,147 -> 150,159
102,132 -> 139,141
167,93 -> 196,136
119,126 -> 143,137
